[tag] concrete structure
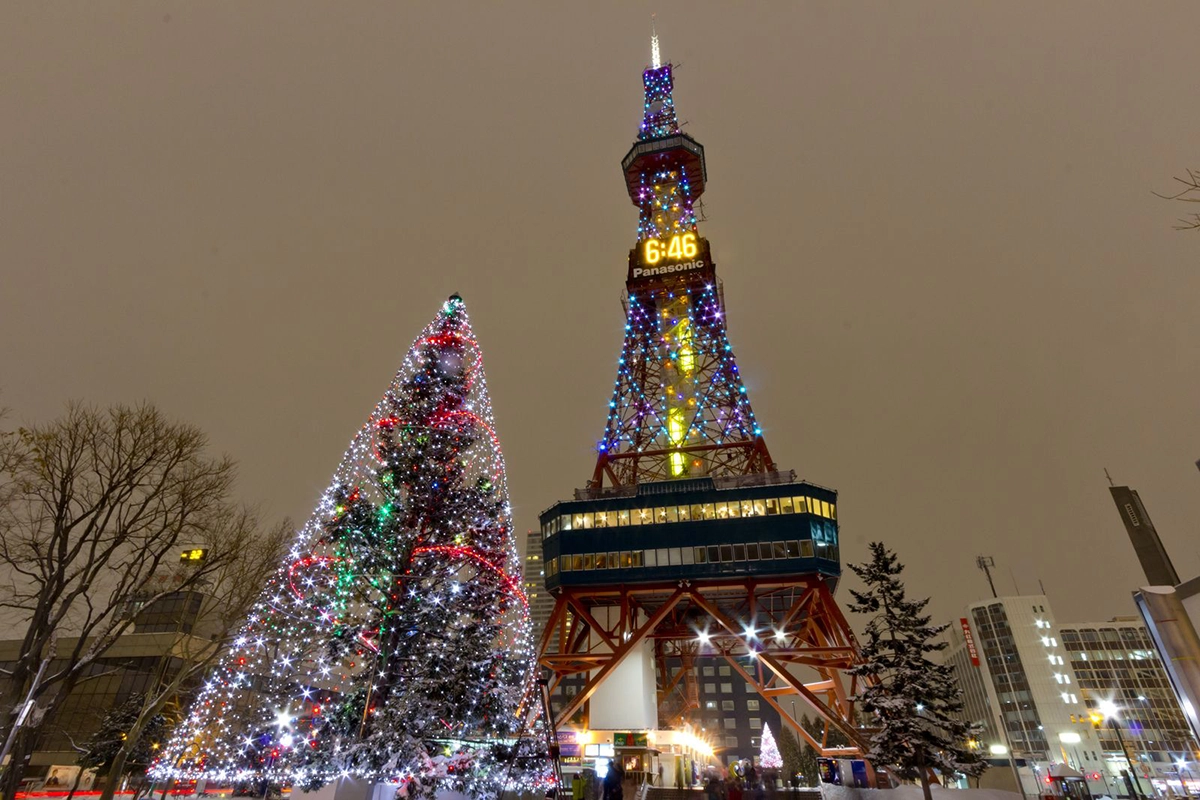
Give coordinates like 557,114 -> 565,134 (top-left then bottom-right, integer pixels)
945,595 -> 1200,798
1107,485 -> 1179,588
1135,580 -> 1200,746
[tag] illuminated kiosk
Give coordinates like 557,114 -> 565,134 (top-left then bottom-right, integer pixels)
536,33 -> 867,771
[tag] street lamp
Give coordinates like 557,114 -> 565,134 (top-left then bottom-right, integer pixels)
1097,701 -> 1145,800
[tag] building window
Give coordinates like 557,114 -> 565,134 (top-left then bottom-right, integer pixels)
750,718 -> 762,729
719,666 -> 731,677
722,700 -> 735,711
746,700 -> 760,711
703,666 -> 715,677
704,683 -> 716,694
724,719 -> 736,729
705,701 -> 717,710
725,736 -> 738,748
720,683 -> 733,694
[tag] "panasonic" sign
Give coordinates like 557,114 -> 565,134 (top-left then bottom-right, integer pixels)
631,259 -> 706,279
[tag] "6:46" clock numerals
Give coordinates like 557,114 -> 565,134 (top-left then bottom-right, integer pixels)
643,232 -> 698,265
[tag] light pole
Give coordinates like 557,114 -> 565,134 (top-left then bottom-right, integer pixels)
1098,701 -> 1145,800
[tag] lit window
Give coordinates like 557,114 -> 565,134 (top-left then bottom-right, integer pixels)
720,683 -> 733,694
750,718 -> 762,729
779,497 -> 794,514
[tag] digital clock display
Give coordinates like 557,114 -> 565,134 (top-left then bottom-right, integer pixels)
642,232 -> 698,265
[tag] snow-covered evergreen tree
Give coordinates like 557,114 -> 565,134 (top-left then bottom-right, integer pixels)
848,542 -> 986,800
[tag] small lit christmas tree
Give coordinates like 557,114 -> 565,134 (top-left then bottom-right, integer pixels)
151,295 -> 544,796
759,724 -> 782,770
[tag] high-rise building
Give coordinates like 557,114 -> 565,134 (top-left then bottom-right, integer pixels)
944,595 -> 1199,798
524,529 -> 555,648
1059,616 -> 1198,792
1108,485 -> 1179,587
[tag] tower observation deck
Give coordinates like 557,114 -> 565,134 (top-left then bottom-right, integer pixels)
536,37 -> 867,763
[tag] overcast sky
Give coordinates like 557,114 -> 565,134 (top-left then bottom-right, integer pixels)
3,3 -> 1199,629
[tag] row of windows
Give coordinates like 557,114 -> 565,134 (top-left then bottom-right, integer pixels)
703,699 -> 761,711
542,495 -> 836,537
1061,628 -> 1152,646
546,539 -> 837,577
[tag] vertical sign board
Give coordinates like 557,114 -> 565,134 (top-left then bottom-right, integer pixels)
960,618 -> 980,666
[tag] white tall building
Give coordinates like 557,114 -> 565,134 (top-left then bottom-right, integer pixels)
947,595 -> 1200,798
523,529 -> 555,649
947,596 -> 1110,795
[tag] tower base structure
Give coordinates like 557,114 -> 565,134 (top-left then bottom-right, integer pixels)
536,473 -> 868,761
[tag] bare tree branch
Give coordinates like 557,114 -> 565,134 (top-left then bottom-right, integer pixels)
1155,168 -> 1200,230
0,402 -> 284,798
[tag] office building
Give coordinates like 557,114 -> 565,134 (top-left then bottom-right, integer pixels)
0,590 -> 214,782
1059,616 -> 1197,793
523,529 -> 555,648
948,596 -> 1109,795
945,595 -> 1199,797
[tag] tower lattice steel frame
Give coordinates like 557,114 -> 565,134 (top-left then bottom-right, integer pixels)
537,39 -> 869,763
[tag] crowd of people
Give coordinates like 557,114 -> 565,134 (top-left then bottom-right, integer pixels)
565,761 -> 782,800
704,764 -> 778,800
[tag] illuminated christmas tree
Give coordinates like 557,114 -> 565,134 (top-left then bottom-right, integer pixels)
759,724 -> 782,770
151,295 -> 541,795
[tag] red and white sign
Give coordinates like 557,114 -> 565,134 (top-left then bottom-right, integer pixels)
960,618 -> 980,666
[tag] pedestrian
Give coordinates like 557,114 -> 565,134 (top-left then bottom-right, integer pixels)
705,775 -> 720,800
603,761 -> 625,800
572,772 -> 586,800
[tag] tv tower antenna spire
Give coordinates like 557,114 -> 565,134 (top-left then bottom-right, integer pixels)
650,14 -> 661,68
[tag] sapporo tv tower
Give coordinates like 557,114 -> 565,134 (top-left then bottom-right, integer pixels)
536,34 -> 868,762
